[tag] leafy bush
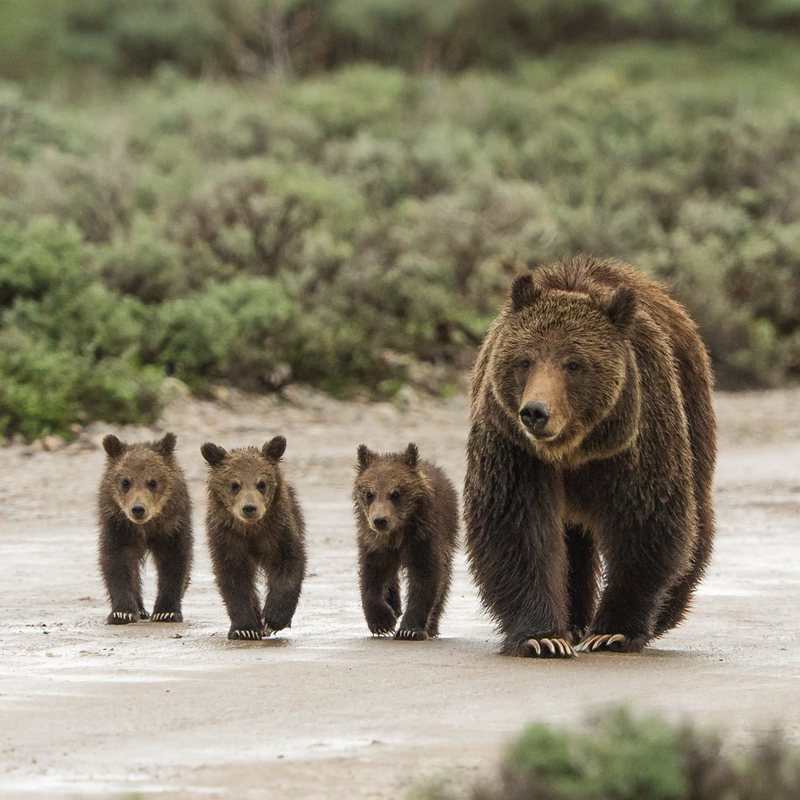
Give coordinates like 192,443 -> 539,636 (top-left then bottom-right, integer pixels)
1,31 -> 800,439
412,708 -> 800,800
3,1 -> 800,80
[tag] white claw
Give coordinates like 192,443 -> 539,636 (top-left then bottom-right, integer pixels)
528,638 -> 541,656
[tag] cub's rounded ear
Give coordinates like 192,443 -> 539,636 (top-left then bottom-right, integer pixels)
602,286 -> 637,330
263,435 -> 287,462
201,442 -> 228,467
102,434 -> 125,459
510,273 -> 539,312
356,444 -> 375,472
403,442 -> 419,470
154,432 -> 177,459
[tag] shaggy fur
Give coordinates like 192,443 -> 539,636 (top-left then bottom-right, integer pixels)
97,432 -> 193,624
464,256 -> 716,657
353,443 -> 459,640
202,436 -> 306,641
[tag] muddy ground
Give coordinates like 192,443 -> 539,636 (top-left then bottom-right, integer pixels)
0,386 -> 799,799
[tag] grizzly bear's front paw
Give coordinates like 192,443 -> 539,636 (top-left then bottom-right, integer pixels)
575,633 -> 644,653
228,627 -> 263,641
395,628 -> 428,641
107,610 -> 141,625
365,602 -> 397,636
502,634 -> 576,658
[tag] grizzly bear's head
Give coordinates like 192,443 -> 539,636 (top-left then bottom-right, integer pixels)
353,443 -> 431,537
490,272 -> 638,463
102,432 -> 179,525
201,436 -> 286,526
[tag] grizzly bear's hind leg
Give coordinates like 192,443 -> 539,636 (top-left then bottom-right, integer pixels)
385,579 -> 402,618
565,524 -> 599,641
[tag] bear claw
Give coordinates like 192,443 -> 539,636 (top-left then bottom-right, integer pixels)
151,611 -> 182,622
229,629 -> 263,641
576,633 -> 632,653
108,611 -> 137,624
394,628 -> 428,641
370,628 -> 394,637
524,637 -> 576,658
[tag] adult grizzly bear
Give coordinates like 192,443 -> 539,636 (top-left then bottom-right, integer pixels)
98,432 -> 193,624
464,257 -> 715,657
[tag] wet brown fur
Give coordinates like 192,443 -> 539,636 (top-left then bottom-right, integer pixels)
465,256 -> 716,656
353,443 -> 459,640
202,437 -> 306,640
97,432 -> 193,624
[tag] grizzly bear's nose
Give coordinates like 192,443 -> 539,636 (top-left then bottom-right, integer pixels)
242,504 -> 258,517
131,504 -> 146,519
373,516 -> 388,531
519,401 -> 550,431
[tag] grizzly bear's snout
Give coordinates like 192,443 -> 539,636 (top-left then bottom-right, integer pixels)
130,503 -> 147,520
371,515 -> 389,531
241,503 -> 258,518
519,400 -> 551,435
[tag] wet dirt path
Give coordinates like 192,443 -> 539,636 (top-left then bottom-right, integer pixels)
1,388 -> 798,798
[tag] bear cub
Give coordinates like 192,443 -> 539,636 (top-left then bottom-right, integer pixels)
98,432 -> 193,624
202,436 -> 306,641
353,443 -> 458,640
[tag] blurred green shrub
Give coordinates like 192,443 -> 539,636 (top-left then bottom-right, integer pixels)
411,708 -> 800,800
1,35 -> 800,439
2,0 -> 800,80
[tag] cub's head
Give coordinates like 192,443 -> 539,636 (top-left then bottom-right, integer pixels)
353,443 -> 429,536
490,272 -> 637,462
201,436 -> 286,526
102,432 -> 179,525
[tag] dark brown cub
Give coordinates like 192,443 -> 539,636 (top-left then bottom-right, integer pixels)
353,443 -> 459,641
202,436 -> 306,641
98,432 -> 193,625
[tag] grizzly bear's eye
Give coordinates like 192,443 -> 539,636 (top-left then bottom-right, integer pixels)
231,481 -> 241,494
389,489 -> 401,501
256,480 -> 267,493
564,360 -> 583,373
120,477 -> 131,491
146,479 -> 157,490
518,358 -> 532,370
364,490 -> 375,503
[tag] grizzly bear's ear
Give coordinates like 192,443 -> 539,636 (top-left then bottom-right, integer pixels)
263,436 -> 287,462
602,286 -> 637,330
403,443 -> 419,470
153,432 -> 177,459
510,273 -> 539,312
356,444 -> 375,472
102,434 -> 125,460
201,442 -> 228,467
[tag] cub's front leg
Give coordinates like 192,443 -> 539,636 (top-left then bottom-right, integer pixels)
262,535 -> 306,634
100,517 -> 146,625
359,547 -> 400,636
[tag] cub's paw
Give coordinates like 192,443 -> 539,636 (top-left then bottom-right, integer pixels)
575,633 -> 643,653
151,611 -> 183,623
366,603 -> 397,637
228,628 -> 263,641
395,628 -> 428,641
503,635 -> 576,659
108,610 -> 140,625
